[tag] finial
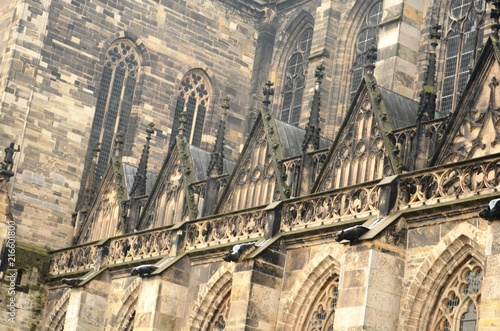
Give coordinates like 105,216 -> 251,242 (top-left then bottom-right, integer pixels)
303,64 -> 325,152
429,24 -> 441,49
417,24 -> 441,121
221,96 -> 230,120
315,64 -> 325,90
208,97 -> 230,177
114,132 -> 124,156
178,112 -> 187,137
1,142 -> 20,173
131,123 -> 155,197
92,142 -> 101,157
425,24 -> 441,89
146,122 -> 154,139
364,44 -> 377,75
490,0 -> 500,36
263,81 -> 275,107
81,142 -> 101,208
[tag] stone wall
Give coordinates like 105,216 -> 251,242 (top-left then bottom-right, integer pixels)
40,205 -> 500,331
0,0 -> 263,250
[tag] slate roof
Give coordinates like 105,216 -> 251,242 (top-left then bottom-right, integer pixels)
275,120 -> 331,158
123,163 -> 158,196
379,86 -> 419,129
189,145 -> 236,181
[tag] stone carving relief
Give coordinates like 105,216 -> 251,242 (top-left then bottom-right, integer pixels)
78,171 -> 121,244
206,293 -> 230,331
141,148 -> 188,229
220,124 -> 276,212
319,97 -> 388,191
443,76 -> 500,163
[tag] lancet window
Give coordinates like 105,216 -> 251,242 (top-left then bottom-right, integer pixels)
440,0 -> 485,115
88,39 -> 140,184
172,70 -> 211,147
430,259 -> 482,331
303,274 -> 339,331
281,27 -> 314,126
349,1 -> 383,101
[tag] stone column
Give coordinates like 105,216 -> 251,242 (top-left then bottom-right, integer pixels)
226,245 -> 286,331
64,281 -> 109,330
133,259 -> 190,331
478,221 -> 500,330
333,245 -> 404,331
374,0 -> 423,99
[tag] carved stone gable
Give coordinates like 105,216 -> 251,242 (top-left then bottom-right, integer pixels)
316,92 -> 391,192
77,164 -> 125,244
217,119 -> 278,213
438,56 -> 500,164
139,147 -> 187,229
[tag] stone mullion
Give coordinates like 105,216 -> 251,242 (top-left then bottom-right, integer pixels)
374,0 -> 423,99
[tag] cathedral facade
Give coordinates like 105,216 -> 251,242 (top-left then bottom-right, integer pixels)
0,0 -> 500,330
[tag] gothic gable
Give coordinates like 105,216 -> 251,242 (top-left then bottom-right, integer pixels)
434,37 -> 500,164
313,77 -> 407,193
76,159 -> 128,244
138,145 -> 187,230
216,113 -> 280,213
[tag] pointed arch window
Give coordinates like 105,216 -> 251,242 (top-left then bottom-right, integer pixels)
349,2 -> 383,101
206,292 -> 230,331
87,39 -> 141,184
303,274 -> 339,331
440,0 -> 485,115
430,260 -> 482,331
122,310 -> 136,331
172,70 -> 211,147
281,27 -> 314,126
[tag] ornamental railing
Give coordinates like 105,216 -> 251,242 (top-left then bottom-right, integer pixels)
49,154 -> 500,276
184,208 -> 267,250
49,243 -> 100,275
395,156 -> 500,210
281,182 -> 380,232
103,228 -> 174,265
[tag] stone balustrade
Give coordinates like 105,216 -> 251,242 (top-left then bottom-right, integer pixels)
49,243 -> 100,275
48,154 -> 500,276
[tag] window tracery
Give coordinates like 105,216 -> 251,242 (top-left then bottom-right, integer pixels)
440,0 -> 485,115
430,260 -> 482,331
303,274 -> 339,331
89,39 -> 140,184
206,293 -> 230,331
122,310 -> 136,331
54,312 -> 66,331
349,2 -> 383,101
172,70 -> 211,147
281,27 -> 314,126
